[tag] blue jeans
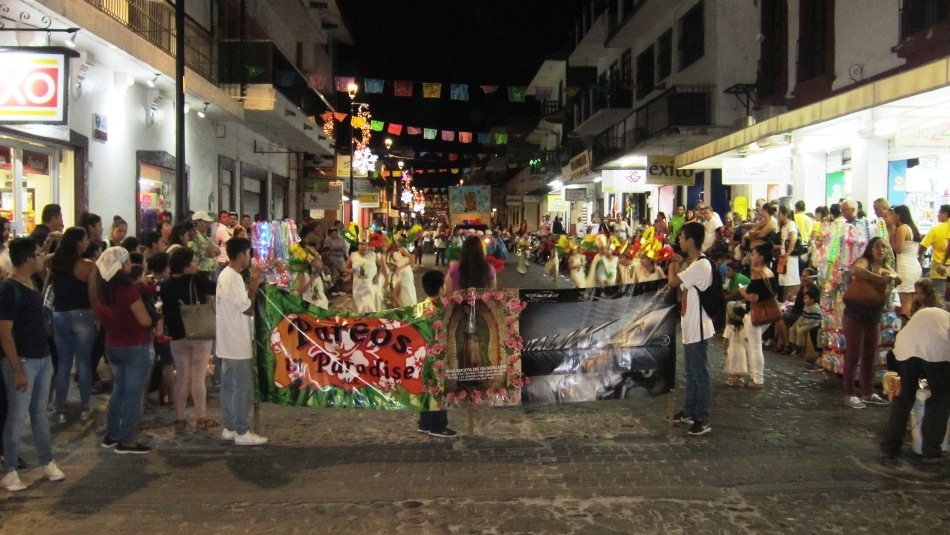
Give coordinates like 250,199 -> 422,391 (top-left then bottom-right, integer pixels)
221,359 -> 253,435
53,309 -> 97,409
683,340 -> 711,422
104,345 -> 151,444
2,356 -> 54,472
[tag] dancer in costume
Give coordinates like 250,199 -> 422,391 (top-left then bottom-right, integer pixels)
587,234 -> 618,288
382,234 -> 417,308
345,232 -> 384,313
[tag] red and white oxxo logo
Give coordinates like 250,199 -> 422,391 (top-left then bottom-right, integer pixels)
0,51 -> 66,123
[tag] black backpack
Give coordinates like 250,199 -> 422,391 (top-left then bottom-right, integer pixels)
697,256 -> 726,332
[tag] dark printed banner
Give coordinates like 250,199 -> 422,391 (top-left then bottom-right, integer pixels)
518,280 -> 678,403
254,281 -> 676,410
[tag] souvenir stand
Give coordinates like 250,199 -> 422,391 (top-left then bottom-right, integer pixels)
814,219 -> 898,383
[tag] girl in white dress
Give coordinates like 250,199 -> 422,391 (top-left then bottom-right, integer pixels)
777,205 -> 801,301
888,205 -> 922,318
382,239 -> 417,308
567,246 -> 587,288
586,235 -> 618,288
346,238 -> 384,313
295,252 -> 329,309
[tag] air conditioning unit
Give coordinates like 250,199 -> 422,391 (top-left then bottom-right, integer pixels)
753,105 -> 787,123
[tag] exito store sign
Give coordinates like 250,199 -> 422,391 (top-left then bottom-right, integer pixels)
0,49 -> 70,124
646,155 -> 695,185
722,157 -> 792,185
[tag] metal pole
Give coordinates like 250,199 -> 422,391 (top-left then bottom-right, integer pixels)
175,0 -> 186,219
349,100 -> 355,225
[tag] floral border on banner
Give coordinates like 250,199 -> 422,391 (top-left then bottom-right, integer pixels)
422,288 -> 528,409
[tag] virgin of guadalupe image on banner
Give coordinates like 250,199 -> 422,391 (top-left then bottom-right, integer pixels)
439,288 -> 527,406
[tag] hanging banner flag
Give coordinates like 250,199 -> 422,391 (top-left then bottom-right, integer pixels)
394,81 -> 413,97
424,128 -> 437,140
459,131 -> 473,143
441,130 -> 455,142
306,72 -> 327,91
335,76 -> 356,92
387,123 -> 403,135
646,155 -> 697,186
477,133 -> 491,144
333,112 -> 347,122
564,87 -> 581,97
364,78 -> 385,94
448,154 -> 458,161
370,120 -> 384,132
480,85 -> 499,94
495,133 -> 509,144
407,126 -> 422,135
534,87 -> 553,101
463,167 -> 471,173
423,83 -> 442,98
450,84 -> 469,101
508,86 -> 526,102
451,168 -> 460,174
350,116 -> 366,129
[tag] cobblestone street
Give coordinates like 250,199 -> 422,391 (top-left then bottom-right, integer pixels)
1,255 -> 948,534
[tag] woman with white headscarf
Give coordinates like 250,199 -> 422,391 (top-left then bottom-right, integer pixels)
94,247 -> 160,454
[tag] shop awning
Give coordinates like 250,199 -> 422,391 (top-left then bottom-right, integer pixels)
675,58 -> 950,169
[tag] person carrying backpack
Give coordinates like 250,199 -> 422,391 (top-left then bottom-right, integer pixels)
666,222 -> 714,436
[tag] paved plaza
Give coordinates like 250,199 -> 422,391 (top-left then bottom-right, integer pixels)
1,254 -> 948,534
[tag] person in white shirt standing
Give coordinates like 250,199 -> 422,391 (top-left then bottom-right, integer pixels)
698,204 -> 723,255
216,237 -> 267,446
575,217 -> 587,240
215,210 -> 233,269
666,222 -> 714,436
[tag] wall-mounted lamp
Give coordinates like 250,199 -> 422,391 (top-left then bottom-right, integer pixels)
65,30 -> 78,48
146,73 -> 160,88
183,102 -> 191,114
197,102 -> 209,119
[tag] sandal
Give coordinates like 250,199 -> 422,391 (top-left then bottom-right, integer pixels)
174,419 -> 187,432
196,418 -> 219,430
746,380 -> 765,390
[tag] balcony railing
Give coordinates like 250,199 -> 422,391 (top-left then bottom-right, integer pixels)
217,40 -> 323,116
577,82 -> 633,125
591,131 -> 624,167
632,85 -> 713,143
84,0 -> 213,81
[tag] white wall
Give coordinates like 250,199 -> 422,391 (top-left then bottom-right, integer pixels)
67,59 -> 290,235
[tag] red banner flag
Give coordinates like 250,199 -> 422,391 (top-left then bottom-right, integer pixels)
441,130 -> 455,142
387,123 -> 403,135
394,81 -> 413,97
407,126 -> 422,135
459,131 -> 473,143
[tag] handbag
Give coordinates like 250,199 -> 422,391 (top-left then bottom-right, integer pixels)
750,276 -> 782,326
180,278 -> 216,340
842,272 -> 888,308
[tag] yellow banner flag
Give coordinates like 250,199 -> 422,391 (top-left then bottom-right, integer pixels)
351,116 -> 366,129
423,83 -> 442,98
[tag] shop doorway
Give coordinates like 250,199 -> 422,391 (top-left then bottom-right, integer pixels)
0,140 -> 76,235
136,151 -> 187,238
241,163 -> 268,221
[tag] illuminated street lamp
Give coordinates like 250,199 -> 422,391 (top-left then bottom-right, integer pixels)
347,82 -> 358,223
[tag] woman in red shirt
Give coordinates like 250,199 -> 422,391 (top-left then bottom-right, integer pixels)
95,247 -> 158,454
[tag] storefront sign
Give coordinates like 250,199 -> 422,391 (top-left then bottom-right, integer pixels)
335,155 -> 367,178
646,155 -> 695,185
301,178 -> 342,211
22,150 -> 48,175
602,169 -> 649,193
0,50 -> 68,124
547,193 -> 566,212
565,188 -> 587,202
722,157 -> 791,184
895,116 -> 950,151
357,192 -> 380,208
561,150 -> 590,182
506,194 -> 523,207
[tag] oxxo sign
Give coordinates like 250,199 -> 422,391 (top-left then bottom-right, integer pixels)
0,50 -> 67,124
646,155 -> 696,185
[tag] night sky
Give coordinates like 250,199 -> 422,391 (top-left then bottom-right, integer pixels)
336,0 -> 584,186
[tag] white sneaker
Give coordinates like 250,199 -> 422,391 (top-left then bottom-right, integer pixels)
221,428 -> 237,441
56,411 -> 66,424
844,396 -> 867,409
233,431 -> 268,446
43,461 -> 65,482
80,407 -> 92,420
2,470 -> 27,492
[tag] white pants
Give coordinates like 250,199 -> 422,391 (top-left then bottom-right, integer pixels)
743,314 -> 766,384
